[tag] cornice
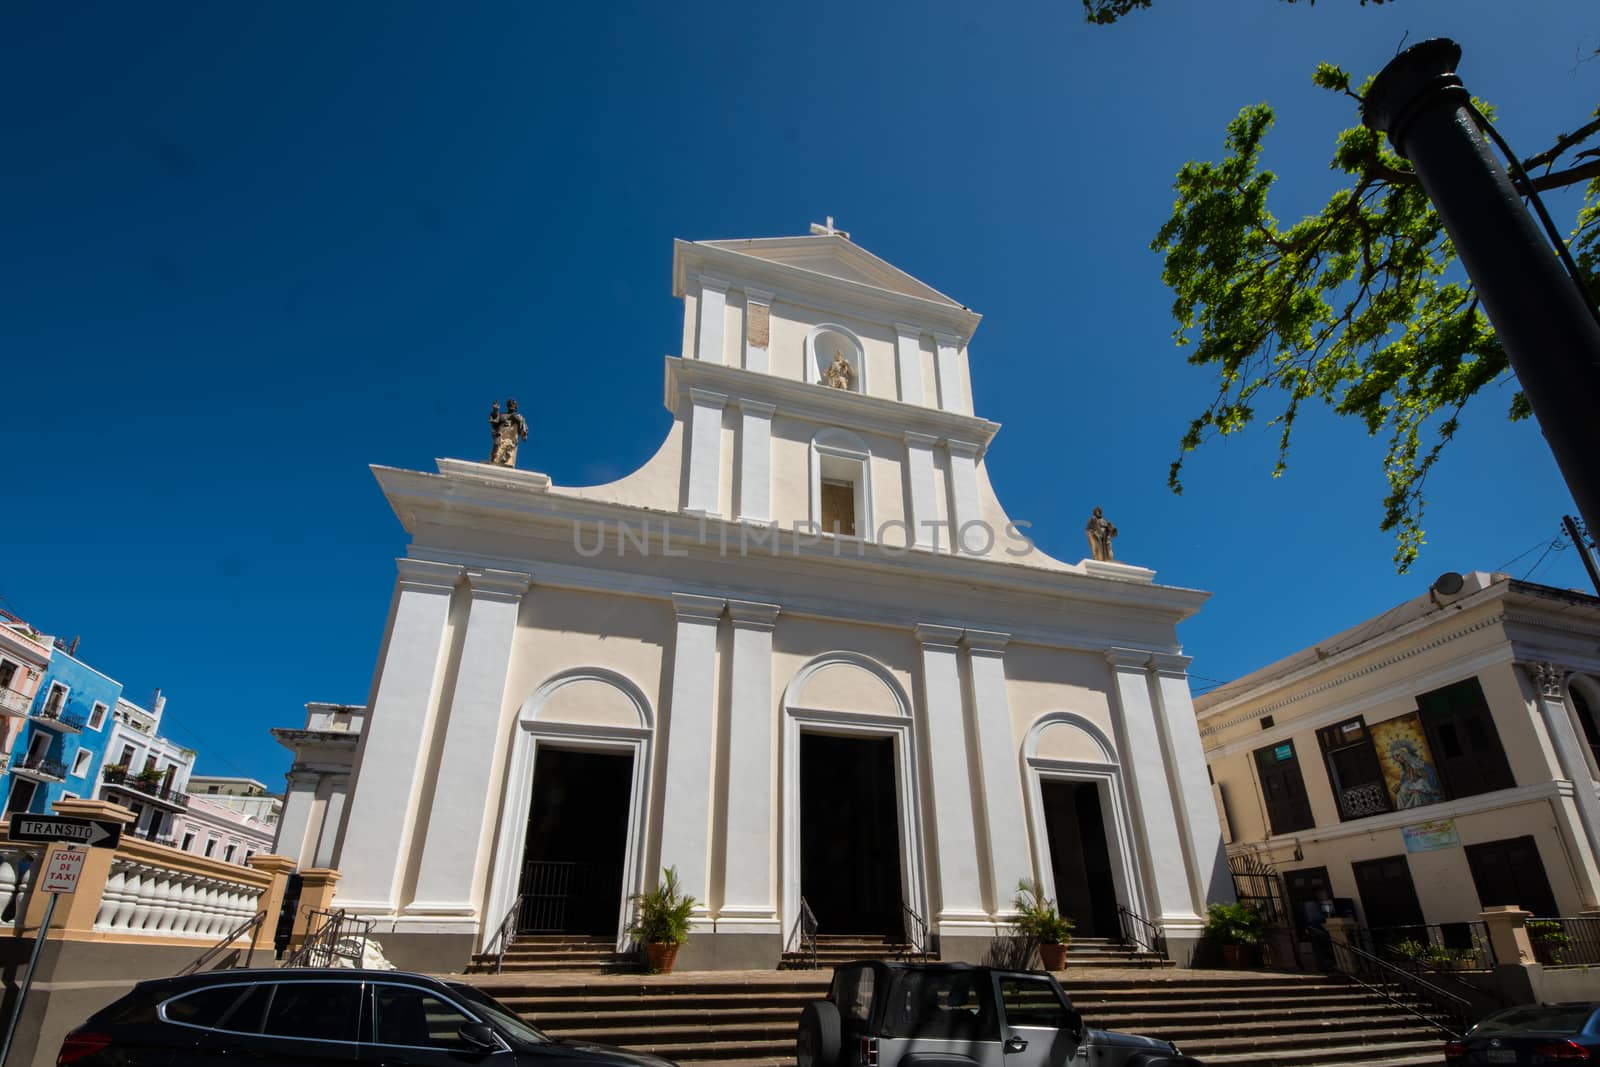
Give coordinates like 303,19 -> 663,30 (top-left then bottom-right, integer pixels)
1106,648 -> 1154,670
1243,779 -> 1573,850
370,465 -> 1212,626
672,593 -> 726,622
665,357 -> 1000,453
674,241 -> 981,340
394,558 -> 463,591
962,629 -> 1010,654
1197,607 -> 1507,732
465,567 -> 534,600
728,599 -> 781,629
915,624 -> 964,649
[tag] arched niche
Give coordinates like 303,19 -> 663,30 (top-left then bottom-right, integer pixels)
804,323 -> 866,392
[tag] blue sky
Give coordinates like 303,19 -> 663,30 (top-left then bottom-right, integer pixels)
4,0 -> 1596,785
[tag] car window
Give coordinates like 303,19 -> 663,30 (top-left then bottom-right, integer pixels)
262,982 -> 361,1042
220,983 -> 274,1034
881,971 -> 996,1041
998,977 -> 1068,1029
1474,1006 -> 1598,1035
163,986 -> 251,1028
447,983 -> 550,1046
372,985 -> 479,1051
834,967 -> 875,1024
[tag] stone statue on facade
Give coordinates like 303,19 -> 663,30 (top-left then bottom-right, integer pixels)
1085,506 -> 1118,562
824,350 -> 855,390
488,398 -> 528,467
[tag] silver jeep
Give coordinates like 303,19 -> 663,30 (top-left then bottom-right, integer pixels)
797,961 -> 1200,1067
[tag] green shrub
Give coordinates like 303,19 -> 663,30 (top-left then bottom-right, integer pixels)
1011,879 -> 1075,945
1203,902 -> 1265,947
626,866 -> 697,946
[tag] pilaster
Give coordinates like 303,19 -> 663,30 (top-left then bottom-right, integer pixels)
273,772 -> 319,869
1520,661 -> 1600,908
944,440 -> 981,556
696,275 -> 729,365
686,388 -> 728,516
894,324 -> 927,406
903,432 -> 939,550
335,558 -> 462,914
737,400 -> 776,524
408,568 -> 532,920
1149,652 -> 1232,907
720,599 -> 780,931
659,593 -> 727,920
314,775 -> 351,870
743,288 -> 773,372
932,332 -> 969,415
1105,648 -> 1201,926
914,624 -> 986,929
961,629 -> 1031,915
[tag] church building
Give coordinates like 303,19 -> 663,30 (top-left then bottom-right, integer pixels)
327,228 -> 1229,971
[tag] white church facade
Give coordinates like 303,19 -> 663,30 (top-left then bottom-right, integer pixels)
325,230 -> 1230,971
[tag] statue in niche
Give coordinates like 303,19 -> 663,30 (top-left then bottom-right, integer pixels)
824,349 -> 855,390
488,398 -> 528,467
1085,506 -> 1118,562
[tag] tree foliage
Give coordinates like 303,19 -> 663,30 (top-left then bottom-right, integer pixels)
1150,62 -> 1600,570
1081,0 -> 1389,25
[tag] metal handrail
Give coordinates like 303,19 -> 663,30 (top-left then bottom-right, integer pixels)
1311,926 -> 1474,1037
178,910 -> 265,975
1116,904 -> 1169,962
787,897 -> 819,968
900,902 -> 929,961
286,907 -> 372,968
487,894 -> 523,975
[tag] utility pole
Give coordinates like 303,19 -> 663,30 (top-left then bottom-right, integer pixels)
1565,516 -> 1600,599
1362,40 -> 1600,551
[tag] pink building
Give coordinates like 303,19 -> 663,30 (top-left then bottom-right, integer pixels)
0,610 -> 53,767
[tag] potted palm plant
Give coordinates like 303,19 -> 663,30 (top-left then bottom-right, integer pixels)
1011,879 -> 1075,970
627,866 -> 696,974
1204,902 -> 1265,968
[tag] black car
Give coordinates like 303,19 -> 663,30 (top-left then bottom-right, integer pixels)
1445,1003 -> 1600,1064
58,968 -> 680,1067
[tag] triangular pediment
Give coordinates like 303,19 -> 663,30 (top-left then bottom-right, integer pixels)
697,235 -> 966,308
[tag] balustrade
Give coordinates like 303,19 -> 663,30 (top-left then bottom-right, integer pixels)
0,848 -> 36,930
93,859 -> 264,939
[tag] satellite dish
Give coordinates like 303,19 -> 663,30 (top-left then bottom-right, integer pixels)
1432,572 -> 1465,596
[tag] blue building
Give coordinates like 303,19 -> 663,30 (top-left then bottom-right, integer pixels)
1,648 -> 121,816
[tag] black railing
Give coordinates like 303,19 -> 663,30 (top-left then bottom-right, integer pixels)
1227,853 -> 1291,928
900,901 -> 929,961
101,768 -> 191,809
1525,916 -> 1600,966
1312,926 -> 1476,1037
179,911 -> 265,975
1366,921 -> 1496,971
286,907 -> 373,968
788,897 -> 818,968
32,705 -> 85,731
488,894 -> 523,975
13,755 -> 66,780
517,861 -> 595,933
1117,904 -> 1169,962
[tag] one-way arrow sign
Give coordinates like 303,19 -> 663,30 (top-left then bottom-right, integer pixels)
8,815 -> 122,848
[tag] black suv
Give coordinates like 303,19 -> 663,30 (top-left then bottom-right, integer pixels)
797,961 -> 1200,1067
58,968 -> 679,1067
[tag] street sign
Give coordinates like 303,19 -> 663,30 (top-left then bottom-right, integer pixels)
40,850 -> 83,895
7,815 -> 122,849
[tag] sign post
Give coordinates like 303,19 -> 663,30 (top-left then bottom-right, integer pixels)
0,838 -> 94,1067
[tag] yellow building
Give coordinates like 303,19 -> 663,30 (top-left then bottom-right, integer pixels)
1198,570 -> 1600,952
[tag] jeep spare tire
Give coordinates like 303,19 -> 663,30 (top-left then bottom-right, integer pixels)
797,1000 -> 841,1067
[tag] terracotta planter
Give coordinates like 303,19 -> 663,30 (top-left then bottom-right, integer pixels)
1220,943 -> 1255,969
1038,942 -> 1068,970
645,942 -> 681,974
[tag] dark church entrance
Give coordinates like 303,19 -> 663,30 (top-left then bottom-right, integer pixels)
517,746 -> 632,935
1041,780 -> 1119,938
800,733 -> 904,936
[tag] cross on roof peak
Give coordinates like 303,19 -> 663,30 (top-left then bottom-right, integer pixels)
808,216 -> 850,240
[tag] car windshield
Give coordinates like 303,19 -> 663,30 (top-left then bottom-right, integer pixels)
1474,1006 -> 1598,1036
446,983 -> 551,1045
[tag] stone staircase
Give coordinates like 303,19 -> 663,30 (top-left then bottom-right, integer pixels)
1062,936 -> 1171,968
466,934 -> 642,975
456,967 -> 1452,1067
779,933 -> 932,969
